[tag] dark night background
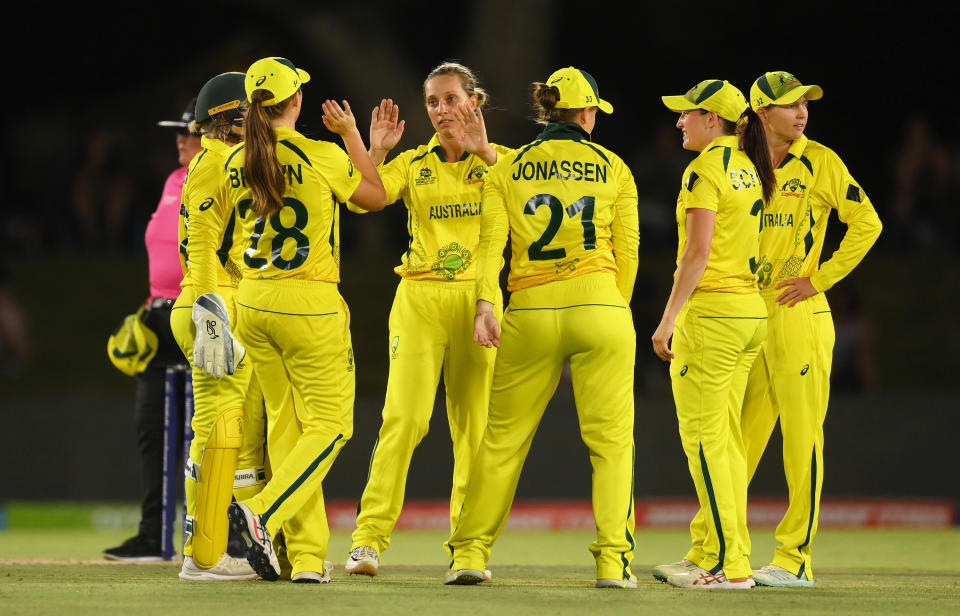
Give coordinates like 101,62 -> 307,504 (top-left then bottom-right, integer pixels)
1,3 -> 957,507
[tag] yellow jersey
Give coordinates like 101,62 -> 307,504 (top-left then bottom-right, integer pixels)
350,134 -> 513,281
178,136 -> 244,297
476,122 -> 639,303
755,135 -> 882,292
675,135 -> 763,294
222,125 -> 362,283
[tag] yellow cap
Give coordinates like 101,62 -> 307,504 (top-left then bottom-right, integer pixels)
244,57 -> 311,106
750,71 -> 823,110
662,79 -> 747,122
546,67 -> 613,114
107,306 -> 158,377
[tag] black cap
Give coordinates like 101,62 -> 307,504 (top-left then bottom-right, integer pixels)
157,97 -> 198,128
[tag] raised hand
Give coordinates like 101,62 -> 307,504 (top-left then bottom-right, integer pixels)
369,98 -> 405,154
321,99 -> 360,137
451,101 -> 489,154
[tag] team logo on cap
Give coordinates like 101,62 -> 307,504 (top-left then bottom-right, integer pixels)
432,242 -> 471,280
255,76 -> 267,87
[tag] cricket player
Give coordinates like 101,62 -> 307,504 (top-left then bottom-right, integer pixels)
651,79 -> 774,589
197,57 -> 387,583
345,63 -> 511,579
739,72 -> 881,587
168,72 -> 267,581
444,67 -> 639,590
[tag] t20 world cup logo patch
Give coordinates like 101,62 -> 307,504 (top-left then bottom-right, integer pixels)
415,168 -> 436,186
432,242 -> 471,280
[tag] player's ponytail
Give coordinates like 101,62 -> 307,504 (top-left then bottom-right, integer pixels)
738,108 -> 775,203
245,89 -> 288,218
532,82 -> 580,125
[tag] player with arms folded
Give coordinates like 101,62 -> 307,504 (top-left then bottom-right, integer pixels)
444,67 -> 639,589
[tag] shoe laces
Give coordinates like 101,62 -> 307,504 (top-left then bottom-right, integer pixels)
351,546 -> 377,560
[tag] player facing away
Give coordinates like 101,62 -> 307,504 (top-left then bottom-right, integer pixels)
169,72 -> 268,581
651,79 -> 774,589
737,72 -> 881,587
444,67 -> 639,589
344,63 -> 512,579
191,56 -> 387,583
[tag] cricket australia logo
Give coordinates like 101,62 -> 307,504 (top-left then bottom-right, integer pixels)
415,168 -> 436,186
465,165 -> 487,183
780,177 -> 807,198
432,242 -> 471,280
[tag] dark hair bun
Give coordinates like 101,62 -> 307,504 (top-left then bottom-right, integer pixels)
533,83 -> 560,110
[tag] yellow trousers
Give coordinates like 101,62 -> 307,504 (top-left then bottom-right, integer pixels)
741,290 -> 833,578
670,290 -> 766,581
235,278 -> 353,577
170,285 -> 267,558
446,273 -> 637,582
352,279 -> 500,554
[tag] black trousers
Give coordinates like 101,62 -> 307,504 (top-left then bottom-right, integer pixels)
132,300 -> 185,543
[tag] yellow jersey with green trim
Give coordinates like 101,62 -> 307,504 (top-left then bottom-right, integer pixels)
222,125 -> 362,283
754,135 -> 882,292
349,134 -> 513,281
675,134 -> 763,294
476,122 -> 638,303
178,136 -> 244,298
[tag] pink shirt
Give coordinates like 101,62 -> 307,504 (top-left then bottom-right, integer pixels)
145,167 -> 187,301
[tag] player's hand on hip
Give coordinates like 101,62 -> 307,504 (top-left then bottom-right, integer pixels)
775,277 -> 818,307
474,312 -> 501,349
651,318 -> 675,361
191,293 -> 244,379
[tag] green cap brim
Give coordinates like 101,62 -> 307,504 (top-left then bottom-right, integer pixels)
771,84 -> 823,106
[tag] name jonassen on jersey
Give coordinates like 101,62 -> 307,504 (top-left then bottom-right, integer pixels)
512,160 -> 608,183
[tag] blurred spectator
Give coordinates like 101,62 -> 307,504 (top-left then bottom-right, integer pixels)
830,284 -> 877,393
71,129 -> 135,252
0,263 -> 30,377
890,116 -> 958,251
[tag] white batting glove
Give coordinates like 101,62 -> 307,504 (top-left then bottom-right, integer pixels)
191,293 -> 245,379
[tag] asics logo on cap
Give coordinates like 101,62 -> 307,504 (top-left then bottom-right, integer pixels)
549,77 -> 563,84
256,76 -> 267,87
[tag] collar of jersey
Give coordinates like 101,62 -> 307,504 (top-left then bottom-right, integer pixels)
784,134 -> 809,160
200,135 -> 229,154
426,134 -> 470,162
535,122 -> 591,142
703,134 -> 740,152
275,125 -> 300,140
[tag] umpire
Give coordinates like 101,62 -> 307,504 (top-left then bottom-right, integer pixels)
104,99 -> 200,561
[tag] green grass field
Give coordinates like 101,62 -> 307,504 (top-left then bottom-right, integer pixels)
2,526 -> 959,615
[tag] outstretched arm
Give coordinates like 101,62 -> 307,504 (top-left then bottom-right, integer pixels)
322,99 -> 387,211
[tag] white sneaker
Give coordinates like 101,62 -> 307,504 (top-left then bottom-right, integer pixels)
227,502 -> 281,581
483,569 -> 493,583
753,564 -> 814,587
178,555 -> 258,581
292,561 -> 333,584
666,563 -> 755,589
443,569 -> 485,585
345,546 -> 379,576
596,575 -> 638,589
652,559 -> 699,582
